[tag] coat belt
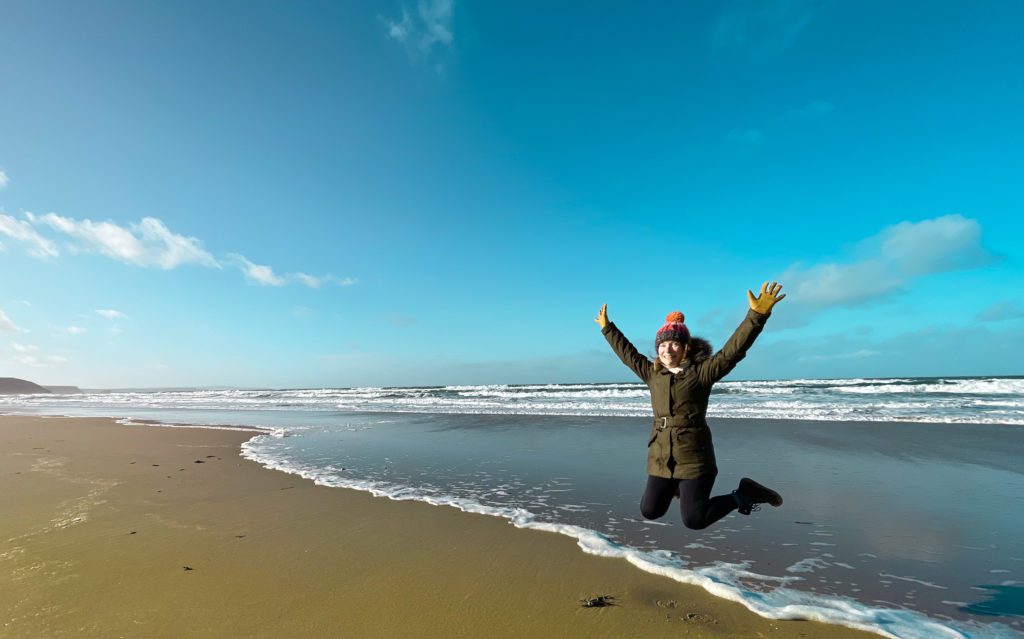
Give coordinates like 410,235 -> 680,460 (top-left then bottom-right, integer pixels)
653,415 -> 698,430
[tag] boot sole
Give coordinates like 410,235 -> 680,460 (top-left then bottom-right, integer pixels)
739,478 -> 783,507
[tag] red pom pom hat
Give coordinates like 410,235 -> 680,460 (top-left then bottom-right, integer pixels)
655,311 -> 690,347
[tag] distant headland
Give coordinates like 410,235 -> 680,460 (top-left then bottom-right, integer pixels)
0,377 -> 81,394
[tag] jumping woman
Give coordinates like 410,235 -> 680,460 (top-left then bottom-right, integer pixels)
595,281 -> 786,530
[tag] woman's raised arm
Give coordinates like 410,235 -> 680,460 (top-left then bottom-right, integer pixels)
597,304 -> 652,383
699,282 -> 785,385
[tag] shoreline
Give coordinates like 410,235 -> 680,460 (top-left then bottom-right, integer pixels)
0,414 -> 879,638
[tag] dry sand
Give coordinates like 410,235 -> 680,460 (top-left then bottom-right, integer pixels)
0,415 -> 877,638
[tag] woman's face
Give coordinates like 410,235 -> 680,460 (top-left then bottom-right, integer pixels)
657,340 -> 685,368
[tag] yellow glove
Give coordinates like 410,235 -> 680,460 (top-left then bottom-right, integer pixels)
747,281 -> 786,314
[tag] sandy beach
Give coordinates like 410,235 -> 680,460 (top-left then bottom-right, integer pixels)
0,415 -> 880,638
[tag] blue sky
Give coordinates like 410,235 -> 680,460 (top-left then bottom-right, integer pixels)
1,0 -> 1022,388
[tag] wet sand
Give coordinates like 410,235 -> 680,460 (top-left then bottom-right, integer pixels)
0,415 -> 877,638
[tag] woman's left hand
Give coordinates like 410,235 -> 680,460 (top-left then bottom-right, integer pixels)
748,281 -> 786,314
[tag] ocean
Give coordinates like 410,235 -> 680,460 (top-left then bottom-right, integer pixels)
4,375 -> 1023,638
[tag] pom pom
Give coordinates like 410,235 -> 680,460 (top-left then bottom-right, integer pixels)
665,311 -> 685,323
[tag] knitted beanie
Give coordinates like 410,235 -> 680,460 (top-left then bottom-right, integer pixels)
655,311 -> 690,347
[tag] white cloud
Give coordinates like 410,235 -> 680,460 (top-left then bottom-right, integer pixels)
418,0 -> 454,46
11,341 -> 37,353
0,169 -> 8,190
66,326 -> 86,335
12,352 -> 66,367
33,213 -> 219,269
227,257 -> 356,289
8,203 -> 350,290
876,215 -> 993,276
0,214 -> 60,259
0,310 -> 23,332
294,273 -> 324,289
96,309 -> 128,319
295,273 -> 358,288
10,343 -> 67,367
227,253 -> 287,286
385,0 -> 454,67
387,9 -> 412,41
784,259 -> 903,307
782,215 -> 995,309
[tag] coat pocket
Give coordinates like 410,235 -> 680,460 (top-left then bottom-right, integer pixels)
673,426 -> 711,458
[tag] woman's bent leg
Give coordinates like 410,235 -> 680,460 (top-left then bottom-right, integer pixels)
678,472 -> 738,530
640,475 -> 679,520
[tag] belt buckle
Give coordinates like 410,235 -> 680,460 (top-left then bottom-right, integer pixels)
659,416 -> 668,430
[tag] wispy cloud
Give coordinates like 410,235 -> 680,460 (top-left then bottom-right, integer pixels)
0,169 -> 8,190
387,9 -> 413,41
294,273 -> 326,289
32,213 -> 219,269
782,214 -> 996,309
96,309 -> 128,319
0,310 -> 23,332
11,341 -> 70,366
13,353 -> 67,368
5,180 -> 355,290
713,0 -> 825,56
228,255 -> 356,289
976,301 -> 1024,322
385,0 -> 454,70
0,214 -> 60,259
227,253 -> 286,286
65,326 -> 86,335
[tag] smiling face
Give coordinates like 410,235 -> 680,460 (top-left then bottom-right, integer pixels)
657,339 -> 686,369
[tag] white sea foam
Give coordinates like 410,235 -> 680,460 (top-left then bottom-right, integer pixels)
238,432 -> 1019,639
3,376 -> 1022,425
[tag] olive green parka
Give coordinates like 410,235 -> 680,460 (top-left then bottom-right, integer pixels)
602,308 -> 770,479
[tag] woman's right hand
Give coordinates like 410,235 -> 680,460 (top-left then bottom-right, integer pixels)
595,303 -> 609,329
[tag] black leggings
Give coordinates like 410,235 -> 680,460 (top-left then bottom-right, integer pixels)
640,472 -> 737,530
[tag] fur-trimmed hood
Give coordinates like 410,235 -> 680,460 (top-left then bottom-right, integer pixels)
687,336 -> 713,363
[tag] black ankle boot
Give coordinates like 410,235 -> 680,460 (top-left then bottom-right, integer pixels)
732,477 -> 783,515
